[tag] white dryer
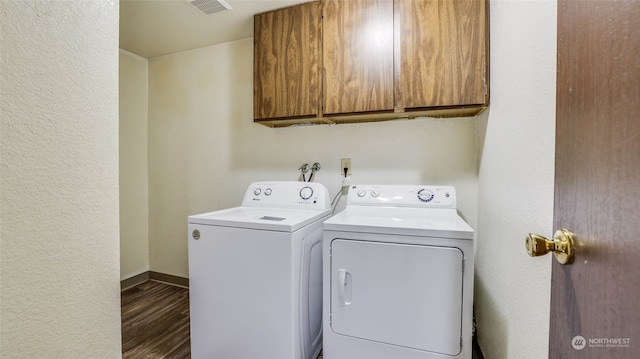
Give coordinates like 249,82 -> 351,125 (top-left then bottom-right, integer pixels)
322,185 -> 474,359
188,181 -> 331,359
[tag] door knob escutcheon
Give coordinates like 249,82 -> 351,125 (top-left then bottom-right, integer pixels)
525,229 -> 575,264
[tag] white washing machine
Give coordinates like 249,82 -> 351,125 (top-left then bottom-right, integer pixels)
188,181 -> 331,359
322,185 -> 474,359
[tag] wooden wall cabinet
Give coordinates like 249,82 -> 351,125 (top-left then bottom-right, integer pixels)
254,0 -> 488,127
393,0 -> 488,112
322,0 -> 395,115
253,2 -> 322,124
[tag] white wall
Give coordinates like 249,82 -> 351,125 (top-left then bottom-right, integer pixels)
120,50 -> 150,280
475,0 -> 557,358
0,1 -> 121,358
147,38 -> 480,278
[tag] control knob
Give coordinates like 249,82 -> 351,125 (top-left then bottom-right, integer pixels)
417,189 -> 435,202
300,186 -> 314,200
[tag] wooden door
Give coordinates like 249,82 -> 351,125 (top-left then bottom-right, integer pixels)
322,0 -> 394,115
394,0 -> 488,111
253,2 -> 321,121
551,0 -> 640,357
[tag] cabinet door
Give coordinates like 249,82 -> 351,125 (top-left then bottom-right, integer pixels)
395,0 -> 487,110
323,0 -> 394,115
254,2 -> 321,121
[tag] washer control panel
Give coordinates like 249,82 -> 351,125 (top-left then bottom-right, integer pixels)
349,185 -> 456,208
242,181 -> 330,210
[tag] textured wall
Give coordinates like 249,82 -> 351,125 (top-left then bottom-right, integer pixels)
0,1 -> 121,358
475,1 -> 557,358
147,38 -> 480,278
120,50 -> 150,280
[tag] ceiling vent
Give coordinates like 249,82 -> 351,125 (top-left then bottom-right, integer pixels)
185,0 -> 232,15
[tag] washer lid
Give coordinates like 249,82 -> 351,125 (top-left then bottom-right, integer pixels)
323,206 -> 473,239
188,206 -> 331,232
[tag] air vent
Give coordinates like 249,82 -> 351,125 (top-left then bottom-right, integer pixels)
185,0 -> 232,15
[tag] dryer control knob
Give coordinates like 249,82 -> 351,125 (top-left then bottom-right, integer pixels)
264,188 -> 272,196
254,188 -> 262,196
417,189 -> 435,202
371,190 -> 380,198
357,190 -> 366,197
300,186 -> 313,200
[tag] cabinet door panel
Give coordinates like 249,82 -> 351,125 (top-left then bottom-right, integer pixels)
254,2 -> 321,120
323,0 -> 394,115
395,0 -> 487,109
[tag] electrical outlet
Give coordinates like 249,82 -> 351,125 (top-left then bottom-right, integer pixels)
340,158 -> 352,176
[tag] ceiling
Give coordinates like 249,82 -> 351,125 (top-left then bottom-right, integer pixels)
120,0 -> 309,59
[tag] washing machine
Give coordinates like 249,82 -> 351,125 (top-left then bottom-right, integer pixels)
322,185 -> 474,359
188,181 -> 331,359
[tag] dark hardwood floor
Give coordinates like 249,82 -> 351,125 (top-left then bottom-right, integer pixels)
121,281 -> 191,358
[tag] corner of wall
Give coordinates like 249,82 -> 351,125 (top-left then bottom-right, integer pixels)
119,49 -> 150,280
474,1 -> 557,358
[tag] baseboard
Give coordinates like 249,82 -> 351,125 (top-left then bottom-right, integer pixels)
120,271 -> 189,291
121,271 -> 150,291
149,271 -> 189,288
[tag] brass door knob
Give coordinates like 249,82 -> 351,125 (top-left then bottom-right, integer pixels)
525,229 -> 575,264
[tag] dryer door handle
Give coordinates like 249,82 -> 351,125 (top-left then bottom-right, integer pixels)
337,269 -> 352,306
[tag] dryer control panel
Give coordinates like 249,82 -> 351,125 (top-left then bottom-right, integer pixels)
348,185 -> 456,209
242,181 -> 331,210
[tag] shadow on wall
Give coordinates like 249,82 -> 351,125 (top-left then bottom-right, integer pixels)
474,275 -> 509,359
475,108 -> 490,170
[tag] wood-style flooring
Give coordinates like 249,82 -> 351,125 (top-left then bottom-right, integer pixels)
121,281 -> 191,358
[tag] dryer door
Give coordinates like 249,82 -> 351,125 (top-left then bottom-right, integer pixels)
330,239 -> 464,356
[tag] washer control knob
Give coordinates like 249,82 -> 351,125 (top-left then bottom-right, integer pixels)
264,188 -> 272,196
417,189 -> 435,202
370,190 -> 380,198
357,190 -> 366,197
254,188 -> 262,196
300,186 -> 313,200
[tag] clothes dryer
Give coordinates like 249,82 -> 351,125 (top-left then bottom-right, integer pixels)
322,185 -> 474,359
188,181 -> 330,359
